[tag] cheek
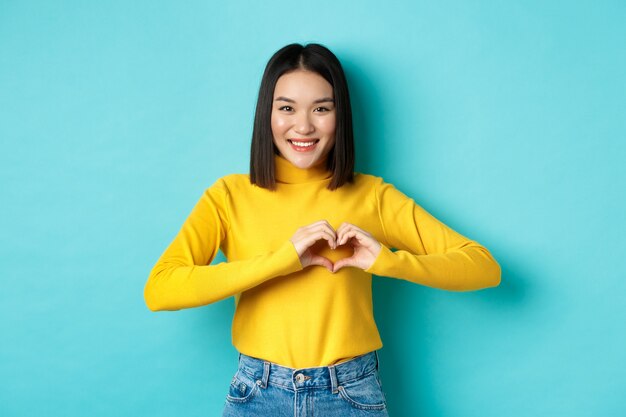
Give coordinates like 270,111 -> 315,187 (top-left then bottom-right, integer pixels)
319,116 -> 336,136
271,114 -> 289,134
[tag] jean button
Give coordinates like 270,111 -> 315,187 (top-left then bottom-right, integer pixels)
295,373 -> 305,383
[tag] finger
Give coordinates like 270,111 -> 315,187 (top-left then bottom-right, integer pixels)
332,256 -> 357,273
305,224 -> 337,245
309,255 -> 334,272
313,229 -> 337,248
292,229 -> 336,255
303,219 -> 327,227
323,227 -> 338,248
316,226 -> 338,248
339,227 -> 376,248
335,224 -> 350,245
335,222 -> 351,236
337,222 -> 367,240
304,219 -> 334,232
337,224 -> 360,245
338,229 -> 363,246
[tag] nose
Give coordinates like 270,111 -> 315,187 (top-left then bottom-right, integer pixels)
294,112 -> 314,135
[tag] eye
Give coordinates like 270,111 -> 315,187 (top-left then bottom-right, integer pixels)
314,106 -> 331,112
278,105 -> 294,112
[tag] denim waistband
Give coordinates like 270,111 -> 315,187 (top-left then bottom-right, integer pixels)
236,351 -> 379,393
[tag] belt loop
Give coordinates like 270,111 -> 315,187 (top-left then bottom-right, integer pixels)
259,361 -> 270,389
374,350 -> 380,371
329,365 -> 339,394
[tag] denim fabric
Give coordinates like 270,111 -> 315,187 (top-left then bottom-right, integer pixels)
222,351 -> 389,417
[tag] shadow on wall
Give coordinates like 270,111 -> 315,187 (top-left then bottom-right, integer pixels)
343,58 -> 391,176
346,53 -> 530,416
373,254 -> 530,416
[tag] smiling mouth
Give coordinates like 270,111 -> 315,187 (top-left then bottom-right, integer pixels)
287,139 -> 319,152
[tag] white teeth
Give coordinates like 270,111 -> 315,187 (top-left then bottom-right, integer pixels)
290,140 -> 316,147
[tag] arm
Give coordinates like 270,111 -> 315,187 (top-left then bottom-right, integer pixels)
366,180 -> 501,291
144,179 -> 302,311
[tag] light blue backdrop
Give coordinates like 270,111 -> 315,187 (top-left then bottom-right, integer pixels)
1,1 -> 624,416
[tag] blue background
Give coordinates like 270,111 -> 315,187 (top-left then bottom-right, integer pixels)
1,1 -> 624,416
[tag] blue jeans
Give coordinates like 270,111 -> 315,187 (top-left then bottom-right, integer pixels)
222,351 -> 389,416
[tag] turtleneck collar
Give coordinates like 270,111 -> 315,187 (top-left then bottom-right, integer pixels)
274,154 -> 332,184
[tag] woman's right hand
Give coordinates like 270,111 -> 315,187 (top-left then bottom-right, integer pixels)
289,220 -> 337,272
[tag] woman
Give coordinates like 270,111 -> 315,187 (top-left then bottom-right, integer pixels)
144,43 -> 501,416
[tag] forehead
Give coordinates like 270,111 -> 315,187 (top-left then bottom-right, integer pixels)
273,70 -> 333,99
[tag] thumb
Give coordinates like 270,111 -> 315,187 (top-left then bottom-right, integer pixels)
332,256 -> 357,273
309,255 -> 334,272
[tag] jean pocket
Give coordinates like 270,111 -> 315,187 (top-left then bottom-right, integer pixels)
225,370 -> 259,404
338,371 -> 387,411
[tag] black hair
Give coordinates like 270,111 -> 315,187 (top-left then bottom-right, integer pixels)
249,43 -> 354,190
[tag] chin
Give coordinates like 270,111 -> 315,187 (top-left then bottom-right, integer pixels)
279,152 -> 318,168
292,156 -> 324,169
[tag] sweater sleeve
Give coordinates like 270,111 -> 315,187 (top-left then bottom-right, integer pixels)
144,179 -> 303,311
365,180 -> 501,291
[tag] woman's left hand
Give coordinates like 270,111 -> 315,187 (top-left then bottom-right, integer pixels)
332,223 -> 382,273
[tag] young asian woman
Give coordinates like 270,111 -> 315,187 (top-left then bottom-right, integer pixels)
144,43 -> 501,416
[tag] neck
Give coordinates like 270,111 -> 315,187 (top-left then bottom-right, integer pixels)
274,154 -> 331,184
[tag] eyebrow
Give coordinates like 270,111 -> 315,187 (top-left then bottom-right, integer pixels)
274,96 -> 335,104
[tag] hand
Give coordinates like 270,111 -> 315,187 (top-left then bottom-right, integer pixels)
332,222 -> 382,273
290,220 -> 337,272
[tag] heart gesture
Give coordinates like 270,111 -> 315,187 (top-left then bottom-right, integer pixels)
332,222 -> 382,273
289,220 -> 382,273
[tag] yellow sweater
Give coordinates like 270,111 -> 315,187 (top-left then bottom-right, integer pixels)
145,155 -> 501,368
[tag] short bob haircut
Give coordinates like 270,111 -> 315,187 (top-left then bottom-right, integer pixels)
250,43 -> 354,191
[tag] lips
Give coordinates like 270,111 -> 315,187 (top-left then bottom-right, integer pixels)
287,139 -> 319,152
